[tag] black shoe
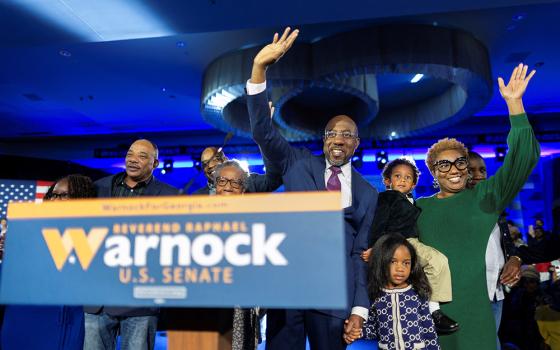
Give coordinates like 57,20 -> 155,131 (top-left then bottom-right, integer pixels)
431,310 -> 459,335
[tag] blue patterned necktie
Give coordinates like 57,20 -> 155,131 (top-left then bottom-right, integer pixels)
327,165 -> 342,191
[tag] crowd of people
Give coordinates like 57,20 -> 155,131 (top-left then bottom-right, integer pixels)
0,27 -> 559,350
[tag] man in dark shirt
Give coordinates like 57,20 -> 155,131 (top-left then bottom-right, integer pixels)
85,139 -> 178,350
192,147 -> 227,195
192,146 -> 282,195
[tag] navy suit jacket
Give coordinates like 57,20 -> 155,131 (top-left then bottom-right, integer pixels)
247,90 -> 378,319
85,173 -> 179,317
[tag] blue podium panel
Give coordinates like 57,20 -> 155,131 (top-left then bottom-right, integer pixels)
0,192 -> 346,309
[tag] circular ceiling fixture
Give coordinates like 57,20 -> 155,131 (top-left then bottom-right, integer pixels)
201,44 -> 315,139
201,43 -> 379,140
312,24 -> 492,139
201,24 -> 492,141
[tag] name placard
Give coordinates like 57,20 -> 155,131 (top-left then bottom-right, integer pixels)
1,192 -> 347,309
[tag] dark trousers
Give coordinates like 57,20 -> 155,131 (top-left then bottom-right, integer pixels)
266,309 -> 346,350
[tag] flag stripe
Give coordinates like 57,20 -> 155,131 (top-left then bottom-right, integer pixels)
36,185 -> 51,193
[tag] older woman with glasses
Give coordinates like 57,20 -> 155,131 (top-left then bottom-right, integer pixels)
212,160 -> 262,350
415,64 -> 540,350
213,160 -> 249,196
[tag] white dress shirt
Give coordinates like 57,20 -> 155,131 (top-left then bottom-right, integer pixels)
247,79 -> 367,320
485,223 -> 505,301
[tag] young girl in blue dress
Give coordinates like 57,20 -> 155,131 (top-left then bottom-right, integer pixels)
362,234 -> 440,350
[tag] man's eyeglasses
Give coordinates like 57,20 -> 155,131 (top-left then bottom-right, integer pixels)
433,157 -> 468,173
50,192 -> 69,200
216,177 -> 244,189
324,130 -> 358,140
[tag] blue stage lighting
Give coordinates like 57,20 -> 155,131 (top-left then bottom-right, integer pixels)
163,159 -> 174,173
192,156 -> 202,171
13,0 -> 174,42
352,149 -> 363,169
376,151 -> 388,169
410,74 -> 424,83
495,146 -> 506,162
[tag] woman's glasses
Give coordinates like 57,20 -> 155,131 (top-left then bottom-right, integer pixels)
50,192 -> 69,200
433,157 -> 468,173
216,177 -> 244,189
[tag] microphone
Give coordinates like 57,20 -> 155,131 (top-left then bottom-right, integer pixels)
217,132 -> 233,154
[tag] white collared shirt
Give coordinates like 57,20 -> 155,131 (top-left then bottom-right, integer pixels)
325,159 -> 352,208
485,223 -> 505,301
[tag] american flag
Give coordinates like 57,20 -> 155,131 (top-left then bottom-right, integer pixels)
0,180 -> 53,220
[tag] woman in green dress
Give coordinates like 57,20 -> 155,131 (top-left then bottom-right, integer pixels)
416,63 -> 540,350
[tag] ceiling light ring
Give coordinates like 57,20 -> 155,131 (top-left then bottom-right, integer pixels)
201,24 -> 492,141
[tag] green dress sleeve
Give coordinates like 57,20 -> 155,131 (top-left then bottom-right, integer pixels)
475,113 -> 540,213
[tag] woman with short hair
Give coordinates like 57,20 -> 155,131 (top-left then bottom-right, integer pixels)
416,64 -> 540,349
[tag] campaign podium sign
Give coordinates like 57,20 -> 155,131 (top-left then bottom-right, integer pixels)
0,192 -> 347,310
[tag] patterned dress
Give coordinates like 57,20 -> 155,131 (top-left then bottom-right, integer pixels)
363,285 -> 440,350
232,307 -> 260,350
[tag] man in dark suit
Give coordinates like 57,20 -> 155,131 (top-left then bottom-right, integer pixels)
85,139 -> 178,350
192,146 -> 282,195
246,28 -> 378,349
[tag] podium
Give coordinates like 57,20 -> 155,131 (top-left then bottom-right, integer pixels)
1,194 -> 347,350
160,308 -> 233,350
